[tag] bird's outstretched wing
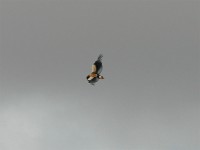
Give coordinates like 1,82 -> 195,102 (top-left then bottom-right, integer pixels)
97,54 -> 103,61
94,54 -> 103,74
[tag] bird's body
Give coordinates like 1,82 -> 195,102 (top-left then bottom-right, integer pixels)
86,54 -> 104,85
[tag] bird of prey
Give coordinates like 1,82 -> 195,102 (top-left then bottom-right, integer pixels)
86,54 -> 104,85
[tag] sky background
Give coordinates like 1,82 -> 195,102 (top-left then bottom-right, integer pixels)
0,0 -> 199,150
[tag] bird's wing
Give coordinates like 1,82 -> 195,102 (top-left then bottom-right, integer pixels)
94,61 -> 103,74
91,64 -> 97,73
97,54 -> 103,61
95,54 -> 103,74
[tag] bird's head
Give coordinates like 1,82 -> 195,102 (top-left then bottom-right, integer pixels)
98,75 -> 104,79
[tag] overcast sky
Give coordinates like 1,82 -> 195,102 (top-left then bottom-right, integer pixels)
0,0 -> 199,150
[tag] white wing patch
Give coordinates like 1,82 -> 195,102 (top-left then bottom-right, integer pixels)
92,65 -> 96,73
88,76 -> 94,81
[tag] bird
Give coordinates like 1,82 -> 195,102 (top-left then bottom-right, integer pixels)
86,54 -> 104,85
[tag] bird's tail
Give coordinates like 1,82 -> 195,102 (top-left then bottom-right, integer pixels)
97,54 -> 103,61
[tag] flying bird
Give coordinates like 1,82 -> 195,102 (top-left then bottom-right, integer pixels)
86,54 -> 104,85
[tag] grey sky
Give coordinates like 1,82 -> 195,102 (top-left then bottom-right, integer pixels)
0,1 -> 199,150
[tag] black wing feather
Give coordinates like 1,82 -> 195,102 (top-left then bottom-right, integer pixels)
94,54 -> 103,74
